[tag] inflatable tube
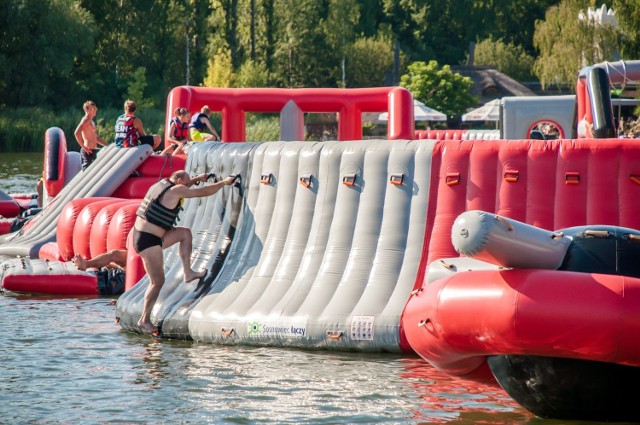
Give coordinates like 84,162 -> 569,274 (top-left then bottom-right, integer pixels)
451,210 -> 572,269
89,200 -> 138,258
1,258 -> 98,295
0,220 -> 12,235
403,268 -> 640,373
106,202 -> 139,252
43,127 -> 67,198
72,198 -> 124,260
586,67 -> 615,138
56,197 -> 113,261
0,258 -> 126,296
111,177 -> 160,199
38,241 -> 64,261
135,154 -> 186,177
0,144 -> 153,258
0,190 -> 20,218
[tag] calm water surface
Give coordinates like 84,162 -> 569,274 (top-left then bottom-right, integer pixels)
0,295 -> 534,424
0,153 -> 596,424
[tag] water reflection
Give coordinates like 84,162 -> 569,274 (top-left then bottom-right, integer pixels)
0,152 -> 42,193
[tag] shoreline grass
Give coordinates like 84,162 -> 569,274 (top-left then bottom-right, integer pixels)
0,107 -> 280,152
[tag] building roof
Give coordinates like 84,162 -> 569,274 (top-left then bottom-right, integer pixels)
451,65 -> 536,105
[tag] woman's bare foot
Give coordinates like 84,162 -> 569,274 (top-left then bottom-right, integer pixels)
137,319 -> 158,334
184,269 -> 206,282
73,255 -> 88,271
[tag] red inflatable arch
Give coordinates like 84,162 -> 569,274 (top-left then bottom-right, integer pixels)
166,86 -> 415,143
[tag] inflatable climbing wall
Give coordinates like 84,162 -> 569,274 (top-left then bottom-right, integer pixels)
116,139 -> 434,352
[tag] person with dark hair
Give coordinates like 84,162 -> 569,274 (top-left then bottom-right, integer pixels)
114,100 -> 162,150
161,107 -> 191,155
529,129 -> 545,140
74,100 -> 107,170
134,170 -> 237,334
189,105 -> 220,142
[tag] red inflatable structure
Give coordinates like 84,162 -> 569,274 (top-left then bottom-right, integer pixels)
166,86 -> 415,143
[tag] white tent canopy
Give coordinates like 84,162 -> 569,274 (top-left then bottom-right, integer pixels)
377,99 -> 447,122
462,99 -> 501,121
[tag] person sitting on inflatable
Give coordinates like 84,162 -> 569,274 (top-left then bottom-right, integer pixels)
161,107 -> 191,156
114,100 -> 162,150
189,105 -> 220,142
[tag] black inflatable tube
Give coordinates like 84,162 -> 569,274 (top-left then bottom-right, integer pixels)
587,67 -> 615,138
45,127 -> 62,181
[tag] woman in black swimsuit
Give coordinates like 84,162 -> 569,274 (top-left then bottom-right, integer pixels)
134,170 -> 237,334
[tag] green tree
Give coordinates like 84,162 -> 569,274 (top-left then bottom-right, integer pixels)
533,0 -> 622,89
479,0 -> 560,55
612,0 -> 640,59
344,36 -> 394,87
272,0 -> 337,87
0,0 -> 96,108
400,60 -> 477,119
204,49 -> 234,87
235,60 -> 270,87
474,38 -> 536,81
355,0 -> 384,37
322,0 -> 360,87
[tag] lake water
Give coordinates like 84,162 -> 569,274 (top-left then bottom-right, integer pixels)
0,153 -> 537,424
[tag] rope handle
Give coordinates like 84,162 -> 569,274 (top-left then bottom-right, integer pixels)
326,331 -> 343,340
495,215 -> 514,232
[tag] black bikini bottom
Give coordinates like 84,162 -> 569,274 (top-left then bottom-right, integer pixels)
133,229 -> 163,253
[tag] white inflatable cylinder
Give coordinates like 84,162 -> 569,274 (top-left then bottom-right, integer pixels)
452,210 -> 572,269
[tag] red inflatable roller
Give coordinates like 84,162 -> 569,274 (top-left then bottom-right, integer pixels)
134,154 -> 186,177
56,197 -> 113,261
39,242 -> 64,261
73,198 -> 125,261
106,202 -> 140,252
0,190 -> 21,218
43,127 -> 68,198
0,219 -> 13,235
112,177 -> 160,199
402,268 -> 640,376
89,200 -> 138,258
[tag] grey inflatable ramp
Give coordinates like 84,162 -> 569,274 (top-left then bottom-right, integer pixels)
0,144 -> 152,258
116,139 -> 434,352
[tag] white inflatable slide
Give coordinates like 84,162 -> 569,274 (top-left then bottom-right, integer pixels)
116,139 -> 434,352
0,144 -> 152,259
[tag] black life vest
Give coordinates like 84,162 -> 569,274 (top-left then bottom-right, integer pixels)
136,179 -> 182,230
189,112 -> 207,130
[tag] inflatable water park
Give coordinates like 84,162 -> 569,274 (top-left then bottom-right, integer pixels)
2,59 -> 640,421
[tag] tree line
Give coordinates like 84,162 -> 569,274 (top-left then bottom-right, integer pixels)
1,0 -> 639,114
